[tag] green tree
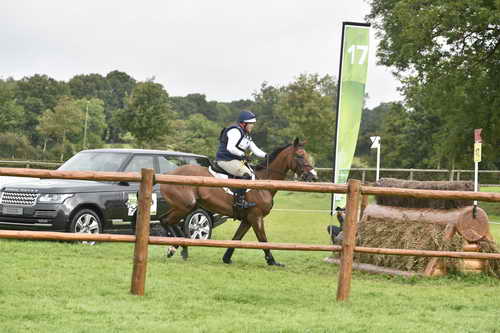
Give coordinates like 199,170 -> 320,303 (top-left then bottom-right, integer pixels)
37,96 -> 84,161
355,104 -> 388,163
170,96 -> 198,119
15,74 -> 69,146
68,73 -> 109,100
211,102 -> 234,124
368,0 -> 500,168
105,71 -> 137,143
274,74 -> 337,166
69,71 -> 136,143
251,82 -> 286,152
0,78 -> 25,132
121,81 -> 174,147
158,114 -> 220,157
75,98 -> 107,150
0,132 -> 36,160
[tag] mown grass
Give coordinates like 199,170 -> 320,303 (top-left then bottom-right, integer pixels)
1,190 -> 499,332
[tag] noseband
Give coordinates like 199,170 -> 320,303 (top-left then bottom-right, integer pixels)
293,153 -> 314,178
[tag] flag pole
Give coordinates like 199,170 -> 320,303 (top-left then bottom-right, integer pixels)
376,141 -> 380,181
330,22 -> 347,216
473,129 -> 482,218
370,136 -> 381,181
330,21 -> 370,215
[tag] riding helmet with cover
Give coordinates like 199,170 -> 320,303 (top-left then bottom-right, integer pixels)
238,110 -> 256,123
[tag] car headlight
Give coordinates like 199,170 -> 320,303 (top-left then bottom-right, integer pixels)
38,193 -> 74,203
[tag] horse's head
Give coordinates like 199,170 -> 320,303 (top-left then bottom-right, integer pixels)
289,138 -> 318,182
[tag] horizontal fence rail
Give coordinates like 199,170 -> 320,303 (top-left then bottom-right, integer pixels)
316,167 -> 500,184
1,168 -> 499,201
2,160 -> 499,184
3,160 -> 499,177
0,167 -> 499,302
0,160 -> 61,168
2,230 -> 500,261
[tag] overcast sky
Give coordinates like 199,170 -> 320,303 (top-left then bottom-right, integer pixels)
1,0 -> 403,109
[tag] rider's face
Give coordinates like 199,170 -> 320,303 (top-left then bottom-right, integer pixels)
245,123 -> 255,133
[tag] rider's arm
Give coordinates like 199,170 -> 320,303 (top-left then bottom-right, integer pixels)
226,128 -> 245,157
249,141 -> 267,158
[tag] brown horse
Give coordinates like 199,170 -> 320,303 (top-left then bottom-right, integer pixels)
159,138 -> 318,266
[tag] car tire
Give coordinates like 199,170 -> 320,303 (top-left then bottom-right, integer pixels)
183,209 -> 212,240
69,208 -> 102,245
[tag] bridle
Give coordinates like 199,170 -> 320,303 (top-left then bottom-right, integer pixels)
260,145 -> 315,180
292,147 -> 315,178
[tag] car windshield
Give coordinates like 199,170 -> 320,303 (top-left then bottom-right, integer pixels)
58,152 -> 129,172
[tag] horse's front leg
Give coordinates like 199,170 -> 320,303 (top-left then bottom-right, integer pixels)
251,217 -> 285,267
222,220 -> 251,264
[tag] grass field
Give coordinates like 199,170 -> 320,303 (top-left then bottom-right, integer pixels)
1,189 -> 499,332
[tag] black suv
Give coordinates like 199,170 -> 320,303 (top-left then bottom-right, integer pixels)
0,149 -> 227,239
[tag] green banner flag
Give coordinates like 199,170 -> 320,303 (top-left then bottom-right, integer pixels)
332,22 -> 370,209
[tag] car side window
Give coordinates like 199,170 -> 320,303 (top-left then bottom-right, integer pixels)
123,155 -> 155,173
182,156 -> 210,167
193,157 -> 210,167
158,155 -> 210,173
158,155 -> 185,173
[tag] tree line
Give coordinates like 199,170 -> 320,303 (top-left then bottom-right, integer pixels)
0,72 -> 341,167
0,0 -> 498,170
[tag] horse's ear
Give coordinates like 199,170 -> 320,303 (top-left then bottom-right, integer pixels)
293,137 -> 300,147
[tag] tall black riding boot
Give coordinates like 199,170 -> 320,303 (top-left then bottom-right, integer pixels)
233,188 -> 256,209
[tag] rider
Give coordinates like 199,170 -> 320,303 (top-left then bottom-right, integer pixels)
216,110 -> 267,209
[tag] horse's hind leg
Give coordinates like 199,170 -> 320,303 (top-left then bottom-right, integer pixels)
163,224 -> 179,258
172,224 -> 189,260
160,209 -> 191,259
222,221 -> 251,264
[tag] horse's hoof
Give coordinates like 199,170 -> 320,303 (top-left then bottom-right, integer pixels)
166,246 -> 176,258
222,257 -> 232,264
267,261 -> 285,267
181,248 -> 189,261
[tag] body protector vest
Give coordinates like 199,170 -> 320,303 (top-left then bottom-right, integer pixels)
216,125 -> 250,161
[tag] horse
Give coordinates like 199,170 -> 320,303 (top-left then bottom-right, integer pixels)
159,138 -> 318,266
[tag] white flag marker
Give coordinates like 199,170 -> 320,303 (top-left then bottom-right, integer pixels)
370,136 -> 381,181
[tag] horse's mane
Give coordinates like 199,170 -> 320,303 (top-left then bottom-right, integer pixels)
254,144 -> 291,170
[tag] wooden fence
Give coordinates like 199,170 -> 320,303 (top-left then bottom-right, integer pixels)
2,159 -> 499,184
0,167 -> 500,301
316,167 -> 500,184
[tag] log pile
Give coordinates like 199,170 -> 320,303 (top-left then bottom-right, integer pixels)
334,178 -> 499,277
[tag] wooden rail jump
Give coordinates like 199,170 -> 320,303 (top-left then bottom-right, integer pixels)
1,167 -> 500,302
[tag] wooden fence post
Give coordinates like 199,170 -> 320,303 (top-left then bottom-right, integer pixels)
336,179 -> 362,302
130,168 -> 154,296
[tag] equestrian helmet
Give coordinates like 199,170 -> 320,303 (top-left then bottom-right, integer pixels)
238,110 -> 257,123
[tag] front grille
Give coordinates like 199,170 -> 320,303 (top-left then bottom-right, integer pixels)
0,191 -> 39,206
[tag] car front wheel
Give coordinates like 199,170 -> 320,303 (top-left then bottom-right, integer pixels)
183,209 -> 212,240
69,208 -> 102,245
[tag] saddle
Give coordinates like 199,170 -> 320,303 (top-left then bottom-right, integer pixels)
207,161 -> 256,192
208,161 -> 256,221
